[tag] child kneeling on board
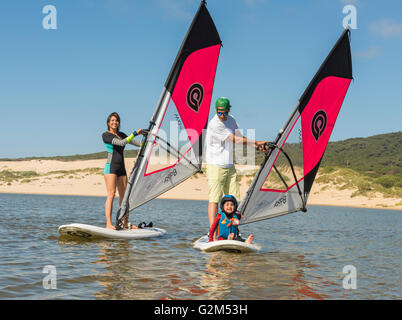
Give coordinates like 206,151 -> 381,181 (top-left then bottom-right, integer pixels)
209,195 -> 254,244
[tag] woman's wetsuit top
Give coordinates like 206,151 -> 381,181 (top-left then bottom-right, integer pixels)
102,131 -> 140,176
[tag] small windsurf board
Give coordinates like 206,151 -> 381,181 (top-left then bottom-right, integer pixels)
58,223 -> 166,240
193,235 -> 260,253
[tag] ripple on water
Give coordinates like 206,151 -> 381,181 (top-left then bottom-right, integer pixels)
0,195 -> 401,299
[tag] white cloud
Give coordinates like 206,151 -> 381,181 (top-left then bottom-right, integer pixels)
369,19 -> 402,38
341,0 -> 358,4
354,47 -> 381,59
158,0 -> 193,21
243,0 -> 268,6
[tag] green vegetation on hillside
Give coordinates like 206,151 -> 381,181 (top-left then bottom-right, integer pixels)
246,131 -> 402,199
321,131 -> 402,177
0,168 -> 103,185
3,132 -> 399,174
0,150 -> 139,162
319,132 -> 401,198
249,131 -> 401,175
316,166 -> 402,199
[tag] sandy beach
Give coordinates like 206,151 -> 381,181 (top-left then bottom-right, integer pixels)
0,158 -> 401,210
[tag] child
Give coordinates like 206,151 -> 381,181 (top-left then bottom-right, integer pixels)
208,195 -> 254,244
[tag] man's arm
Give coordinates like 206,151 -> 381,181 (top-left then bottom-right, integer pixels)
228,133 -> 268,151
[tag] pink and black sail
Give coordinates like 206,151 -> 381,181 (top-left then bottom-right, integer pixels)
116,1 -> 221,226
239,28 -> 353,224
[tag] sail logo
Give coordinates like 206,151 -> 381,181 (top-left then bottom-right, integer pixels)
186,83 -> 204,112
311,110 -> 327,141
164,168 -> 177,183
274,196 -> 287,207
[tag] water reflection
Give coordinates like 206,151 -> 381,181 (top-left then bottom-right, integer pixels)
58,232 -> 335,300
5,194 -> 398,299
196,250 -> 328,300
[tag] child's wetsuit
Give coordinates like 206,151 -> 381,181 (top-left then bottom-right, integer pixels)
209,211 -> 243,242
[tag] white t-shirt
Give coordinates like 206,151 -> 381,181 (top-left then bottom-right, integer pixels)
205,114 -> 242,168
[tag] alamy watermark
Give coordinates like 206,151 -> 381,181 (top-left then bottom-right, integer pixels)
342,265 -> 357,290
42,5 -> 57,30
342,4 -> 357,29
43,265 -> 57,289
144,125 -> 258,167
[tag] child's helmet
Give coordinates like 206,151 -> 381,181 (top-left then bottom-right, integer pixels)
220,195 -> 238,212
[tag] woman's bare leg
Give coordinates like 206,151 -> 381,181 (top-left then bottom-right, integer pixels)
116,175 -> 137,229
116,175 -> 127,207
104,174 -> 117,230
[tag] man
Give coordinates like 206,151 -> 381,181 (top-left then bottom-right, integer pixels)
205,97 -> 267,228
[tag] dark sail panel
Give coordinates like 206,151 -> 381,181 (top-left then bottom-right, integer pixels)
298,28 -> 352,114
165,0 -> 221,93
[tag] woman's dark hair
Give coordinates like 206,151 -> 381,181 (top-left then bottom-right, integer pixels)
107,112 -> 120,131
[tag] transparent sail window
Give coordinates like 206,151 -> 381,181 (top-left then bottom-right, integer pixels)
145,99 -> 197,176
261,117 -> 304,191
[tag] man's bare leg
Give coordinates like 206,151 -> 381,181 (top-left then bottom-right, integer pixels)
208,202 -> 218,228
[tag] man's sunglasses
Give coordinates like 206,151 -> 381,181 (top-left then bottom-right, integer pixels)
217,111 -> 228,116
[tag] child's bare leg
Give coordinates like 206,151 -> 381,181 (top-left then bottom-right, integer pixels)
228,233 -> 234,240
245,234 -> 254,244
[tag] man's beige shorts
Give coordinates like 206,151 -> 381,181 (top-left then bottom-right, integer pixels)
206,164 -> 240,203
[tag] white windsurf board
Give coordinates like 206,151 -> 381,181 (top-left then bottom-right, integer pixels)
193,235 -> 261,253
58,223 -> 166,240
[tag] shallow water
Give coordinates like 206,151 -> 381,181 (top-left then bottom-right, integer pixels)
0,193 -> 400,299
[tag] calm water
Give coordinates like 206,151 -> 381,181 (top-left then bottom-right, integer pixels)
0,193 -> 400,300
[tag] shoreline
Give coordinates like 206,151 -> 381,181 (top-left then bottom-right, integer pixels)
1,191 -> 401,212
1,158 -> 401,211
2,190 -> 402,211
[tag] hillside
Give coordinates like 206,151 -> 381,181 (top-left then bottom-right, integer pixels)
0,132 -> 401,208
251,131 -> 402,174
322,131 -> 402,176
1,132 -> 401,200
0,150 -> 139,162
3,132 -> 400,169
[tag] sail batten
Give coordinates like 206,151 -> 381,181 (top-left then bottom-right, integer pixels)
239,29 -> 352,225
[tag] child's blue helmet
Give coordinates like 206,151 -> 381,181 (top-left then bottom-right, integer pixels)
220,195 -> 238,212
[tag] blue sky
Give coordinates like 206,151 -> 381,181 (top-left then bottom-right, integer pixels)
0,0 -> 401,158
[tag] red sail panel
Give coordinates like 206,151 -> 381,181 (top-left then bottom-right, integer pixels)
171,44 -> 221,145
143,44 -> 221,176
301,76 -> 351,176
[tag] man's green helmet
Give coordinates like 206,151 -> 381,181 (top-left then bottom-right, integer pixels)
215,97 -> 231,112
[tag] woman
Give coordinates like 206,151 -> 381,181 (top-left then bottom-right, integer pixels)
102,112 -> 143,230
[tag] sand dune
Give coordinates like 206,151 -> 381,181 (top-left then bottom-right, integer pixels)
0,158 -> 401,210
